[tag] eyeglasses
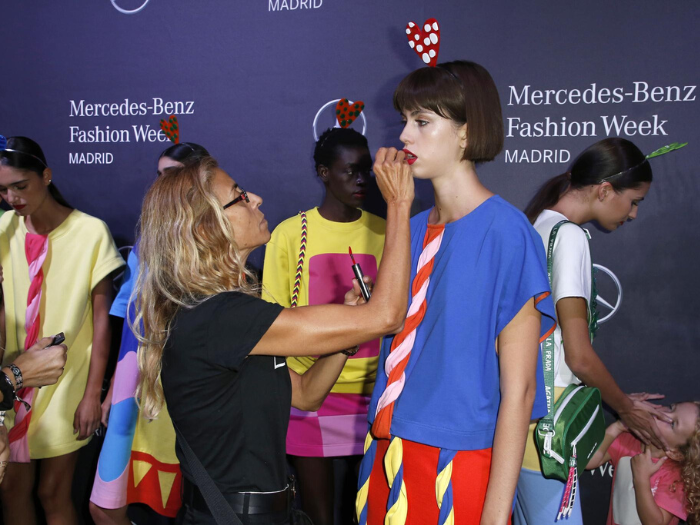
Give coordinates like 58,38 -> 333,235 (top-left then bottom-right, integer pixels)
223,189 -> 249,210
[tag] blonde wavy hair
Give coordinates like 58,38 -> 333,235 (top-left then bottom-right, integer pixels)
680,402 -> 700,524
133,156 -> 258,419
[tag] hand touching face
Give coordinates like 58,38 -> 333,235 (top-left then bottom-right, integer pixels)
373,147 -> 414,206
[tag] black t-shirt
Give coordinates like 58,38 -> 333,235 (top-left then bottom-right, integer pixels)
161,291 -> 289,494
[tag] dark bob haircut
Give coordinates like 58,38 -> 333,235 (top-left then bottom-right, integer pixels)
393,60 -> 504,163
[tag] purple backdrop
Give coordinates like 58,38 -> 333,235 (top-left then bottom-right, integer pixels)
1,1 -> 698,523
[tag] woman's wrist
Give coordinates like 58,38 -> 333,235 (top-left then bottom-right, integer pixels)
386,200 -> 413,215
83,385 -> 103,399
341,346 -> 359,356
6,364 -> 23,390
617,395 -> 636,417
632,470 -> 651,485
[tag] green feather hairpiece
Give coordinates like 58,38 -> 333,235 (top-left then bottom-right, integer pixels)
645,142 -> 687,159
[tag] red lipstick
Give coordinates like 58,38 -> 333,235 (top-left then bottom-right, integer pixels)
403,149 -> 417,165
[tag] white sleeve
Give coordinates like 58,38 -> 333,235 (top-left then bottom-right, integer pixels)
550,223 -> 592,307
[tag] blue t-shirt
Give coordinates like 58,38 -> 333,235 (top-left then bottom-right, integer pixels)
368,196 -> 556,451
110,248 -> 138,318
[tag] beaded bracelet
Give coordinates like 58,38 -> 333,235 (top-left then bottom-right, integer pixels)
8,364 -> 23,390
0,368 -> 31,412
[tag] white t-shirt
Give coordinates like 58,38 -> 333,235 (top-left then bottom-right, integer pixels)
533,210 -> 592,387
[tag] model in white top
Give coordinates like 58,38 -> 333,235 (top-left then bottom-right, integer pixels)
533,210 -> 592,388
514,137 -> 674,525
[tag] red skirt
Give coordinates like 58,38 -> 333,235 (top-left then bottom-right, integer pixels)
367,438 -> 511,525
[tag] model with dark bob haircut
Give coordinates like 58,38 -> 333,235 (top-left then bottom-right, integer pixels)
392,60 -> 504,163
357,60 -> 556,524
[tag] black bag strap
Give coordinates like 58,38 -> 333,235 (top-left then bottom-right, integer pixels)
172,422 -> 244,525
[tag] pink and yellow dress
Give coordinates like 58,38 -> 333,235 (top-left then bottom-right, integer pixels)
89,248 -> 182,517
262,207 -> 386,457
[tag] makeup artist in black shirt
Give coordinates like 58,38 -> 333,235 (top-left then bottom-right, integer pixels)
134,151 -> 413,524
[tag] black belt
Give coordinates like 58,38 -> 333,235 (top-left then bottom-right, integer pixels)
182,479 -> 292,515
